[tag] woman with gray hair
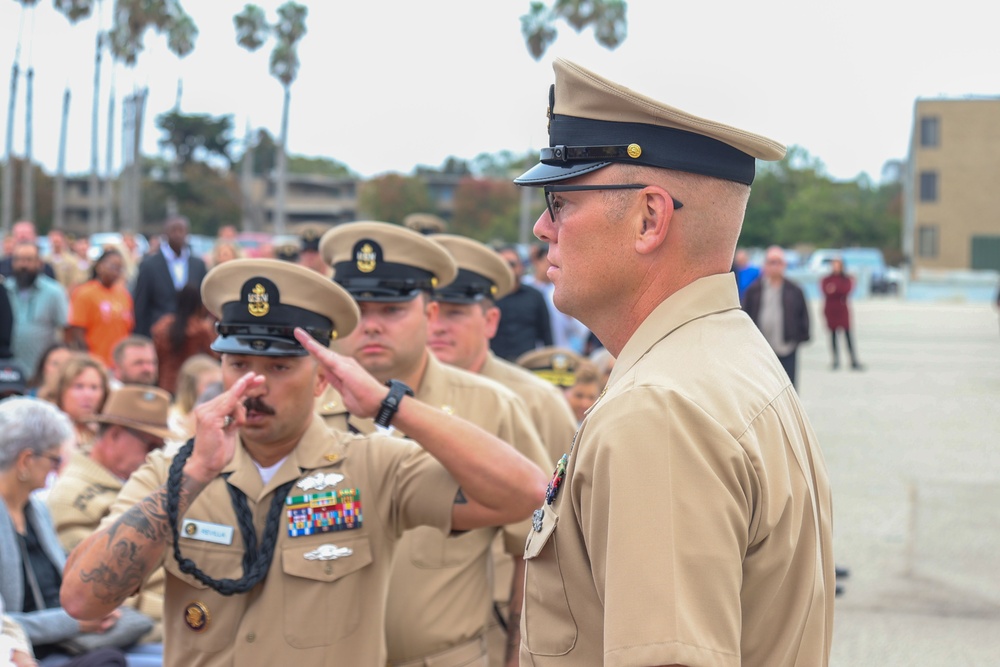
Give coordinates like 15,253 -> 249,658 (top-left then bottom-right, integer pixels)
0,398 -> 129,666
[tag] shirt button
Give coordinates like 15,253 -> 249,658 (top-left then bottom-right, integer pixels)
246,632 -> 256,643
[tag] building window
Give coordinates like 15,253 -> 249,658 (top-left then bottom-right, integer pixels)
920,116 -> 940,147
919,171 -> 938,202
918,225 -> 939,258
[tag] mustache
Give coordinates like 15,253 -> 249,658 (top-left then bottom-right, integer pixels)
243,397 -> 276,415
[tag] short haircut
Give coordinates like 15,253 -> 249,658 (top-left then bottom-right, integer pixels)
112,335 -> 155,367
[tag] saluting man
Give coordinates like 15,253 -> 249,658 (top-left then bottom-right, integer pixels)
60,258 -> 546,667
316,222 -> 550,667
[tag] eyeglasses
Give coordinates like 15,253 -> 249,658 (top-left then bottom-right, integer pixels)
543,183 -> 683,222
32,452 -> 63,469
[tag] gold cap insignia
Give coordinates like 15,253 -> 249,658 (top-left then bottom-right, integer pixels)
356,243 -> 377,273
184,601 -> 210,632
247,283 -> 270,317
627,143 -> 642,159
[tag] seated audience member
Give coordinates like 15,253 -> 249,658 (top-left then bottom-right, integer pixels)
108,337 -> 158,390
49,354 -> 110,459
47,387 -> 176,647
26,344 -> 72,400
0,398 -> 146,667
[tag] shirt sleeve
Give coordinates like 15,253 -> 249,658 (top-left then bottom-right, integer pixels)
576,388 -> 756,666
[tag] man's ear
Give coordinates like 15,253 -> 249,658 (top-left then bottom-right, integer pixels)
483,306 -> 501,340
635,187 -> 677,255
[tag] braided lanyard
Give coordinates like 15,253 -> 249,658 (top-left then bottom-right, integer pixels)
166,440 -> 296,596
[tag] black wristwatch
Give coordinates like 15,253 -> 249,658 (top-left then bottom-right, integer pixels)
374,379 -> 414,428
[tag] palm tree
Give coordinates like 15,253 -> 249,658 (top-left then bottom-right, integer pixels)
520,0 -> 627,60
234,2 -> 307,235
52,0 -> 98,231
107,0 -> 197,233
2,0 -> 39,235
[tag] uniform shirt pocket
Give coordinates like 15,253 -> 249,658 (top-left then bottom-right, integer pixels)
522,504 -> 578,656
280,534 -> 373,648
163,541 -> 244,654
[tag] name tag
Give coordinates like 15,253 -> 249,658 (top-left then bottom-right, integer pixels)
181,519 -> 235,545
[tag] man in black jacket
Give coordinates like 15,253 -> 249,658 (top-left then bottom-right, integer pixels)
741,245 -> 810,388
490,245 -> 553,361
131,216 -> 208,336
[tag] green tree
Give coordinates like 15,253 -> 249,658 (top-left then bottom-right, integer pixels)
143,158 -> 240,236
450,177 -> 521,242
521,0 -> 627,60
234,1 -> 308,234
156,110 -> 234,167
357,173 -> 432,224
286,155 -> 355,178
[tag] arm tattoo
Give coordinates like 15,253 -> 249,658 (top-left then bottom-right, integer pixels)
78,474 -> 199,605
453,488 -> 468,504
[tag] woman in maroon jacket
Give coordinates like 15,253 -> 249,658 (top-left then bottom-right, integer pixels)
821,257 -> 863,370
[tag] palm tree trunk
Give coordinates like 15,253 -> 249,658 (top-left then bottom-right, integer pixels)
103,78 -> 115,230
21,66 -> 34,223
2,62 -> 19,235
240,121 -> 256,232
274,83 -> 290,235
54,87 -> 70,230
89,31 -> 102,234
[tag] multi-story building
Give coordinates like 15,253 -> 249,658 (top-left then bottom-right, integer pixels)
904,97 -> 1000,272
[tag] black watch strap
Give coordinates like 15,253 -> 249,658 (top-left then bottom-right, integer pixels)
375,379 -> 414,428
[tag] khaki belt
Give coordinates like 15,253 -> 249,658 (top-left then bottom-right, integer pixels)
387,634 -> 488,667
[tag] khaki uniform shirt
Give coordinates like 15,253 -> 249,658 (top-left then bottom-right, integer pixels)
46,450 -> 166,642
521,273 -> 835,667
318,353 -> 549,663
100,416 -> 458,667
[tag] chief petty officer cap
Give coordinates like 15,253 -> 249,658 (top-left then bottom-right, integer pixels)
201,258 -> 360,356
320,221 -> 458,302
295,221 -> 332,252
514,58 -> 786,187
516,346 -> 584,388
430,234 -> 516,304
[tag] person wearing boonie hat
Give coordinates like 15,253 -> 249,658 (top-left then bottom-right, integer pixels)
61,258 -> 547,667
293,222 -> 332,277
47,384 -> 179,646
514,59 -> 834,667
318,223 -> 550,667
427,234 -> 577,666
0,362 -> 27,398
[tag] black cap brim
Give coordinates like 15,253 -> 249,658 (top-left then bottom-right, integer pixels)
210,334 -> 309,357
513,160 -> 611,186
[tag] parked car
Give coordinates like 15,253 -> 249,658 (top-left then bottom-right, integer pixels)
807,247 -> 901,294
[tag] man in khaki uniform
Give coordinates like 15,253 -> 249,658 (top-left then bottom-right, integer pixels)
47,385 -> 177,643
60,258 -> 547,667
426,234 -> 576,665
317,222 -> 550,667
515,59 -> 835,667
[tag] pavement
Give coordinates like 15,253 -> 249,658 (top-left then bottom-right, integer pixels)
793,298 -> 1000,666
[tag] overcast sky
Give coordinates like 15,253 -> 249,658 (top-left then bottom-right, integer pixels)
1,0 -> 997,184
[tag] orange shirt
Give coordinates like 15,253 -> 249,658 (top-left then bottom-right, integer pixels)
68,280 -> 135,366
